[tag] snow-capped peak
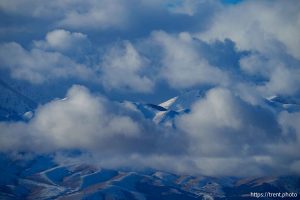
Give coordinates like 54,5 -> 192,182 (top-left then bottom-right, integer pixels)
159,96 -> 178,110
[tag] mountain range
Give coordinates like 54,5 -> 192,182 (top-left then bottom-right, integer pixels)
1,81 -> 300,200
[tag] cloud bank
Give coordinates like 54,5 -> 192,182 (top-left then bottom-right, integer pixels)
0,42 -> 94,84
1,85 -> 300,176
0,0 -> 300,177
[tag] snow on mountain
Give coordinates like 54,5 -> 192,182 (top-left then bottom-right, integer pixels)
131,90 -> 205,127
265,95 -> 300,113
159,96 -> 178,110
2,81 -> 297,127
160,90 -> 205,112
1,154 -> 299,200
131,89 -> 300,128
1,88 -> 300,199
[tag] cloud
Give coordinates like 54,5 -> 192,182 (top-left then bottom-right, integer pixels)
0,0 -> 62,18
0,85 -> 136,152
0,85 -> 187,161
167,0 -> 212,16
0,42 -> 94,84
0,0 -> 219,34
199,0 -> 300,59
269,111 -> 300,174
1,85 -> 300,176
57,0 -> 129,30
99,41 -> 154,93
261,67 -> 300,96
240,54 -> 300,96
33,29 -> 89,52
0,0 -> 300,178
175,87 -> 297,176
200,0 -> 300,96
151,31 -> 229,89
30,85 -> 142,150
0,0 -> 129,30
239,54 -> 270,77
177,88 -> 280,155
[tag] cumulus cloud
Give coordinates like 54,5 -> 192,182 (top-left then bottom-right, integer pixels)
177,88 -> 280,155
0,0 -> 219,34
0,0 -> 130,30
33,29 -> 89,52
0,85 -> 136,151
1,85 -> 300,176
240,54 -> 300,96
1,0 -> 300,178
199,0 -> 300,96
268,111 -> 300,174
167,0 -> 212,16
0,85 -> 186,160
99,41 -> 154,93
30,85 -> 142,151
57,0 -> 129,30
176,87 -> 298,176
0,42 -> 94,84
261,67 -> 300,96
151,31 -> 229,89
0,0 -> 63,17
199,0 -> 300,59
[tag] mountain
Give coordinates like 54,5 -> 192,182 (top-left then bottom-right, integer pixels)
132,90 -> 300,128
1,154 -> 299,200
265,95 -> 300,113
1,87 -> 300,199
130,90 -> 204,127
0,79 -> 37,121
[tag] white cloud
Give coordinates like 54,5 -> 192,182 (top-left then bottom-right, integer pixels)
31,85 -> 141,150
0,85 -> 141,152
0,0 -> 220,33
267,111 -> 300,174
0,85 -> 186,156
199,0 -> 300,59
0,85 -> 299,176
0,122 -> 29,152
34,29 -> 89,52
0,0 -> 300,177
176,87 -> 293,176
0,0 -> 63,18
177,88 -> 279,150
57,0 -> 129,30
261,67 -> 300,96
0,0 -> 130,30
0,42 -> 94,84
99,41 -> 154,93
240,54 -> 300,96
151,31 -> 229,89
239,54 -> 270,77
277,111 -> 300,153
199,0 -> 300,96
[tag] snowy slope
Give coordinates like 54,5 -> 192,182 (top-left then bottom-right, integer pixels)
0,154 -> 299,200
131,89 -> 205,127
1,89 -> 300,199
266,95 -> 300,113
133,89 -> 300,128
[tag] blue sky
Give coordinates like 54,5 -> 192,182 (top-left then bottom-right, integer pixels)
0,0 -> 300,176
